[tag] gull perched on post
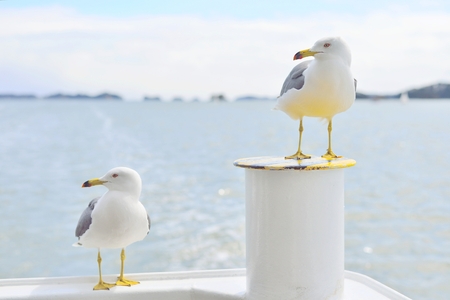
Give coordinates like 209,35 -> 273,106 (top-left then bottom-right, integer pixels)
275,36 -> 356,160
74,167 -> 150,290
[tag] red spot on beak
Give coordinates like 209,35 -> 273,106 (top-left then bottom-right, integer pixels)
293,52 -> 303,60
82,181 -> 91,188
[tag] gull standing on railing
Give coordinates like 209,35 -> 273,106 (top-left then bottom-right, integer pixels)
74,167 -> 150,290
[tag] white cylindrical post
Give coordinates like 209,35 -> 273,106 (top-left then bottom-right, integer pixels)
234,156 -> 355,300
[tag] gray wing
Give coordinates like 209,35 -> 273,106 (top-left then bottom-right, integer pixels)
75,197 -> 100,239
354,79 -> 357,91
147,214 -> 151,234
280,60 -> 312,96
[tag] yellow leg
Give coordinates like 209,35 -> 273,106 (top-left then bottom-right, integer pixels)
321,119 -> 342,160
93,250 -> 116,290
116,248 -> 140,286
285,119 -> 311,160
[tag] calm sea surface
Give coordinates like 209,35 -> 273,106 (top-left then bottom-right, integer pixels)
0,100 -> 449,299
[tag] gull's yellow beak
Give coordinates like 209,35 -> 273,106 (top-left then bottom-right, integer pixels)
82,178 -> 107,188
293,48 -> 319,60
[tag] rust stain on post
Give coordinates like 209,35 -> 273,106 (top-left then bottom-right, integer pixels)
234,156 -> 356,171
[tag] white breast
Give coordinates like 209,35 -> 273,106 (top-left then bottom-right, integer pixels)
79,192 -> 149,249
276,59 -> 355,120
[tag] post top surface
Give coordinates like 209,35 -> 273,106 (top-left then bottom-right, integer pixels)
234,156 -> 356,171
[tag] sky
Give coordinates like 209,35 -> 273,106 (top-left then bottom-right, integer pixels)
1,0 -> 449,100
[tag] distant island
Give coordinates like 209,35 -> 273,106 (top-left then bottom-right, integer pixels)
0,94 -> 37,99
356,83 -> 450,99
235,95 -> 274,101
0,92 -> 121,100
45,93 -> 122,100
1,83 -> 449,101
143,96 -> 161,101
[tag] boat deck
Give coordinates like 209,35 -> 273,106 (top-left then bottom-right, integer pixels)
0,269 -> 411,300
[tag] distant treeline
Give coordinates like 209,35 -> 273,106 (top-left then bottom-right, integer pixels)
1,83 -> 450,101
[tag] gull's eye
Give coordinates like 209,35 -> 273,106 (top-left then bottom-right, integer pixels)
112,174 -> 119,178
324,43 -> 331,48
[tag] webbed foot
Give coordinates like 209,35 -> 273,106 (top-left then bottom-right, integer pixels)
116,277 -> 140,286
93,281 -> 116,290
285,151 -> 311,160
321,150 -> 342,160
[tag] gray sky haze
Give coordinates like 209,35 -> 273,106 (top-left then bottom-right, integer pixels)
1,1 -> 449,100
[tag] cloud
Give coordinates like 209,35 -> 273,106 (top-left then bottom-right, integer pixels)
0,6 -> 449,99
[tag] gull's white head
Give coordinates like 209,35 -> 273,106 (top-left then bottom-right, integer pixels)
82,167 -> 142,196
293,36 -> 351,66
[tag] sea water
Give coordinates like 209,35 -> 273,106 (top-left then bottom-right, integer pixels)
0,100 -> 449,300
